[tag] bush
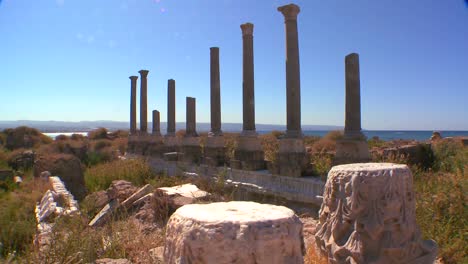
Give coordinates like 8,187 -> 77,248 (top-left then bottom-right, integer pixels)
260,133 -> 279,162
310,131 -> 343,153
85,159 -> 154,192
3,126 -> 52,150
432,140 -> 465,174
88,128 -> 109,140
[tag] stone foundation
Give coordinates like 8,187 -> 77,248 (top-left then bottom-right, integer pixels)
181,137 -> 201,164
164,136 -> 181,154
334,138 -> 370,165
275,138 -> 308,177
204,136 -> 226,166
146,136 -> 165,157
232,135 -> 265,170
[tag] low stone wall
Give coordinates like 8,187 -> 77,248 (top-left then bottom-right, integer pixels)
145,156 -> 325,206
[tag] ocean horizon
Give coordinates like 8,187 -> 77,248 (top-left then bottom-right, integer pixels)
44,130 -> 468,142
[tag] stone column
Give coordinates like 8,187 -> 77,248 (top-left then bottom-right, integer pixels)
182,97 -> 201,163
139,70 -> 149,134
185,97 -> 197,137
210,47 -> 222,135
232,23 -> 264,171
129,76 -> 138,135
167,79 -> 176,136
152,110 -> 161,136
278,4 -> 301,138
241,23 -> 256,133
344,53 -> 364,139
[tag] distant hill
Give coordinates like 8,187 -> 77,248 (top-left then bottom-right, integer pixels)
0,120 -> 343,133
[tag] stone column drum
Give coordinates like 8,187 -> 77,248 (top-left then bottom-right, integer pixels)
164,79 -> 179,153
164,201 -> 304,264
275,4 -> 307,177
182,97 -> 201,164
152,110 -> 161,137
204,47 -> 226,166
232,23 -> 265,170
147,110 -> 164,157
335,53 -> 370,165
127,76 -> 139,154
139,70 -> 149,134
315,163 -> 438,264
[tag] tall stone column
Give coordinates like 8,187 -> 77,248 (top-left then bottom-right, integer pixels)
139,70 -> 149,134
231,23 -> 264,171
167,79 -> 176,136
186,97 -> 197,137
129,76 -> 138,135
241,23 -> 256,133
344,53 -> 364,139
182,97 -> 201,164
274,4 -> 307,177
278,4 -> 302,138
210,47 -> 222,135
334,53 -> 370,165
152,110 -> 161,136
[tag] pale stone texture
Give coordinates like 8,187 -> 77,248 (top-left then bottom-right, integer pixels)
315,163 -> 438,264
139,70 -> 149,134
129,76 -> 138,135
335,53 -> 370,164
164,201 -> 304,264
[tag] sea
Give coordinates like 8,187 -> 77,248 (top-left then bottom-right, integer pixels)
44,130 -> 468,142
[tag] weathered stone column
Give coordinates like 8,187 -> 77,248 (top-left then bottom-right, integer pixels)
241,23 -> 256,133
344,53 -> 364,139
334,53 -> 370,164
278,4 -> 301,138
315,163 -> 438,263
129,76 -> 138,135
185,97 -> 197,137
274,4 -> 307,177
182,97 -> 201,164
139,70 -> 149,134
231,23 -> 265,171
167,79 -> 176,136
210,47 -> 222,136
152,110 -> 161,136
204,47 -> 226,166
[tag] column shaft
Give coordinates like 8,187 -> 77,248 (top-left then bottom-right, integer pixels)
186,97 -> 197,136
241,23 -> 256,132
139,70 -> 149,133
167,79 -> 176,136
278,4 -> 301,138
210,47 -> 222,135
152,110 -> 161,136
129,76 -> 138,134
345,53 -> 362,135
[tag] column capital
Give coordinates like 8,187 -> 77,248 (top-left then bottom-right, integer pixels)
278,4 -> 300,21
138,69 -> 149,77
240,23 -> 254,36
345,53 -> 359,65
129,75 -> 138,81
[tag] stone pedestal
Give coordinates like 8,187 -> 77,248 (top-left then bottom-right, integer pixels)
181,137 -> 201,164
334,137 -> 371,165
232,133 -> 265,170
147,136 -> 165,158
275,138 -> 307,177
204,136 -> 226,167
315,163 -> 438,264
164,201 -> 304,264
164,136 -> 180,154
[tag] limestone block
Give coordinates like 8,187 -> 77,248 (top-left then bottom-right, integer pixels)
120,184 -> 153,210
89,199 -> 120,227
158,183 -> 209,199
334,138 -> 371,165
164,201 -> 304,264
315,163 -> 438,264
204,136 -> 226,166
181,137 -> 202,164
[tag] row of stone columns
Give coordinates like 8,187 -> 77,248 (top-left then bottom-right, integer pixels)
128,3 -> 369,174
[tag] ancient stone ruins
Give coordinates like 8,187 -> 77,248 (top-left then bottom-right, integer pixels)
123,3 -> 437,263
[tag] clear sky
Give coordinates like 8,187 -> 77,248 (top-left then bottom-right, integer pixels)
0,0 -> 467,130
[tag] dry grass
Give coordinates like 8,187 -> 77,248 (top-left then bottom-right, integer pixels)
304,245 -> 328,264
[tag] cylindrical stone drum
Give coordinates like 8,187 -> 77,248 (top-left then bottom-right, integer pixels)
315,163 -> 438,264
164,201 -> 304,264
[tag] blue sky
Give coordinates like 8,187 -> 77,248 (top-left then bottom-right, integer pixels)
0,0 -> 467,130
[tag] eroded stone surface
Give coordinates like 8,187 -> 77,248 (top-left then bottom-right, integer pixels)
164,201 -> 304,264
315,163 -> 437,264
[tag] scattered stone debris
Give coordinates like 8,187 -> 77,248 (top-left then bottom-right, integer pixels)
35,176 -> 80,248
13,175 -> 22,185
95,258 -> 132,264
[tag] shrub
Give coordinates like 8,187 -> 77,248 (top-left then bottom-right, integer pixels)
260,133 -> 279,162
310,131 -> 343,153
3,126 -> 52,150
88,128 -> 109,140
85,159 -> 154,192
55,134 -> 69,141
432,140 -> 465,174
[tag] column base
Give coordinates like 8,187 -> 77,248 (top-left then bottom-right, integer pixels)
128,134 -> 153,155
273,138 -> 308,177
147,136 -> 165,157
181,137 -> 202,164
232,135 -> 265,170
164,135 -> 181,153
204,136 -> 226,167
334,138 -> 371,165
